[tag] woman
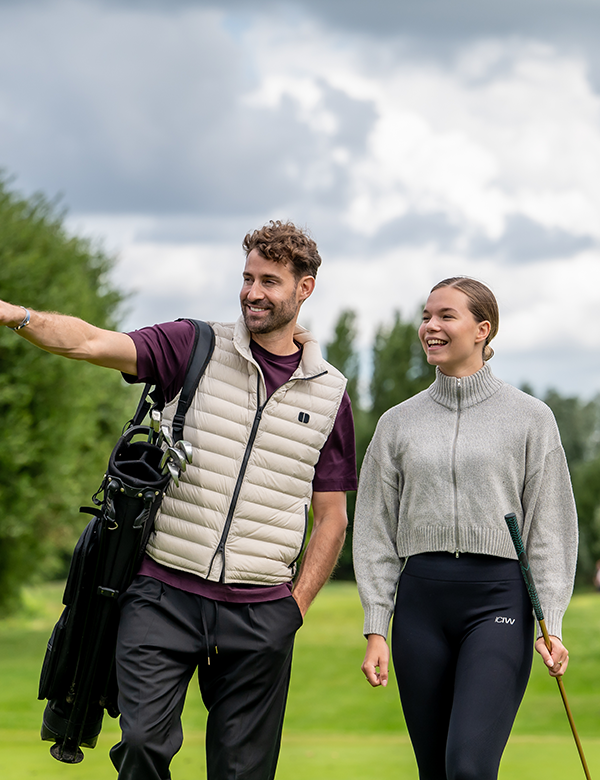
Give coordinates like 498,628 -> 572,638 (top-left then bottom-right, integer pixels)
353,277 -> 578,780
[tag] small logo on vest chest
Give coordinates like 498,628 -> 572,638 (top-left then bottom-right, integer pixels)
298,412 -> 311,424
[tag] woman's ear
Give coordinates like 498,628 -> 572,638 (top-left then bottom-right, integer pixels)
476,320 -> 491,344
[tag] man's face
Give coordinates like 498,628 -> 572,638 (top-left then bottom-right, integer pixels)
240,249 -> 307,335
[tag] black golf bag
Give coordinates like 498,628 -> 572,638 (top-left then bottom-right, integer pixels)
38,319 -> 214,763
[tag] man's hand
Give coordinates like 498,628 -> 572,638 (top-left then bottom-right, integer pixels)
535,635 -> 569,677
0,301 -> 137,375
291,491 -> 347,618
362,633 -> 389,687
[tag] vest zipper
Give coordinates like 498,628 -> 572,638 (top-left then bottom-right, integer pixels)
452,377 -> 462,558
208,364 -> 330,582
209,374 -> 266,581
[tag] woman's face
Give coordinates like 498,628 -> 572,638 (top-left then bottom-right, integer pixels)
418,286 -> 491,378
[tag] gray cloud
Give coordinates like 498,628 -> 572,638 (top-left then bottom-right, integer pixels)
0,2 -> 245,211
0,1 -> 380,218
302,211 -> 460,259
307,210 -> 597,268
12,0 -> 591,398
2,8 -> 599,275
468,215 -> 596,263
493,345 -> 600,401
294,0 -> 600,42
85,0 -> 600,48
116,0 -> 600,89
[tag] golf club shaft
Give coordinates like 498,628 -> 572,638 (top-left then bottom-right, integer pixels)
504,513 -> 592,780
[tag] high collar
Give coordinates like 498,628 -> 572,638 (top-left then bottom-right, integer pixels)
427,363 -> 504,411
233,316 -> 327,379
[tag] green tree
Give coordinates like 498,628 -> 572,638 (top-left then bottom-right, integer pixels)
324,308 -> 434,580
370,310 -> 434,421
543,390 -> 600,468
324,310 -> 364,579
523,387 -> 600,585
554,392 -> 600,585
325,310 -> 359,409
572,455 -> 600,585
0,178 -> 136,613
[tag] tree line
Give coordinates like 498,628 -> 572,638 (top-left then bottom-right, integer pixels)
324,311 -> 600,588
0,178 -> 136,614
0,176 -> 599,613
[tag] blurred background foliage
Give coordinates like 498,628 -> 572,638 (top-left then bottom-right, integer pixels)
1,174 -> 599,614
0,176 -> 136,614
325,306 -> 435,580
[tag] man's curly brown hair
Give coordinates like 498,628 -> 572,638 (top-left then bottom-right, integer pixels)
242,220 -> 322,279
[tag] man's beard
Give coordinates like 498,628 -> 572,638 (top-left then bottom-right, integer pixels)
242,291 -> 300,335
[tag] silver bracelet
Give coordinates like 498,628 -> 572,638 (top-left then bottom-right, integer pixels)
10,306 -> 31,331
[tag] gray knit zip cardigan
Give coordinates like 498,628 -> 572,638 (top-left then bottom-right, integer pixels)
353,363 -> 578,640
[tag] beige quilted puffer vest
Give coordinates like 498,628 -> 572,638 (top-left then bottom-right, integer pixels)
145,318 -> 347,584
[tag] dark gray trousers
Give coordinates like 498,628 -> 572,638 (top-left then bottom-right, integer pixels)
110,576 -> 303,780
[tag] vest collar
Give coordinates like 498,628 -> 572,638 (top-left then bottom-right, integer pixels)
428,363 -> 504,410
233,316 -> 328,380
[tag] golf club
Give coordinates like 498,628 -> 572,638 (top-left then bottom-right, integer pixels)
176,440 -> 193,465
159,450 -> 170,471
504,512 -> 592,780
160,425 -> 174,448
150,409 -> 161,433
160,447 -> 187,473
167,447 -> 187,473
165,461 -> 180,487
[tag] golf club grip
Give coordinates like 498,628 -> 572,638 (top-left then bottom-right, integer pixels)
504,513 -> 545,622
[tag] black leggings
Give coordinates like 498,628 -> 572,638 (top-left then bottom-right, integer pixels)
391,553 -> 534,780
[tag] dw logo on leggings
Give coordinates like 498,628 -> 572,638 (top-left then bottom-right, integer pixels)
495,616 -> 516,625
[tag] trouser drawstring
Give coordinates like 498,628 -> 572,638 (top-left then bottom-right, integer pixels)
199,601 -> 211,665
199,599 -> 219,665
213,601 -> 219,661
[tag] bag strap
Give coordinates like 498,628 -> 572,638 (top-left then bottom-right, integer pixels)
172,319 -> 215,442
130,383 -> 157,428
127,320 -> 215,435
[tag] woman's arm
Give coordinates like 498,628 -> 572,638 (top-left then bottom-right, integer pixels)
353,417 -> 404,639
523,443 -> 578,641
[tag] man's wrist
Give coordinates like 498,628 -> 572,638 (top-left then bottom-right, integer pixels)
9,306 -> 31,331
291,588 -> 310,617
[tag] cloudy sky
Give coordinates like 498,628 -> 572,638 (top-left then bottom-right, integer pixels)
2,0 -> 600,398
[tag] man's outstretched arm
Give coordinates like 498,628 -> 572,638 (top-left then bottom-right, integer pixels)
291,491 -> 348,617
0,301 -> 137,375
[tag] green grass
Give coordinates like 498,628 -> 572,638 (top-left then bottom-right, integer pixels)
1,581 -> 599,778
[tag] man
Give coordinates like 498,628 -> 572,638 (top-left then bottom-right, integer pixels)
0,219 -> 357,780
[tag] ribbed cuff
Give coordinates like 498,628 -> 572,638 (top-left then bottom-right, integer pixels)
537,609 -> 563,641
363,605 -> 394,639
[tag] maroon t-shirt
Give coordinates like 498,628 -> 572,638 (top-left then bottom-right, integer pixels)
124,320 -> 357,603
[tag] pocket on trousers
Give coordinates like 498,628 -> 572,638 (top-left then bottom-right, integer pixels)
283,594 -> 304,630
247,596 -> 304,650
119,574 -> 165,607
